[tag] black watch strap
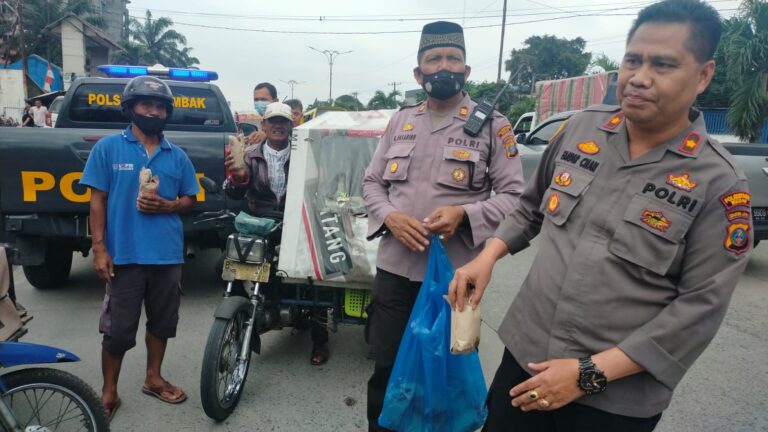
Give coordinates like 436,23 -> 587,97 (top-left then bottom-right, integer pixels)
578,356 -> 607,395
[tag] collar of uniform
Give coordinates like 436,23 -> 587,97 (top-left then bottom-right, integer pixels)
668,109 -> 707,158
121,126 -> 171,150
413,92 -> 472,119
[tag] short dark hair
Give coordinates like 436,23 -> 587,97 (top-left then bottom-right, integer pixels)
285,99 -> 303,110
254,82 -> 277,100
627,0 -> 721,63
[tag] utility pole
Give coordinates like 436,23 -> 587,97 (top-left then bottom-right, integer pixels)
281,79 -> 305,99
496,0 -> 508,93
388,81 -> 402,95
309,46 -> 352,104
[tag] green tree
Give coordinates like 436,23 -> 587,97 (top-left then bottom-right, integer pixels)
507,95 -> 536,125
121,10 -> 198,67
589,53 -> 619,74
367,90 -> 400,110
505,35 -> 592,92
697,18 -> 740,109
724,0 -> 768,142
334,94 -> 365,111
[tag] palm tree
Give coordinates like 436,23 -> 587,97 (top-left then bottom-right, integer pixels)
334,94 -> 365,111
367,90 -> 401,110
126,10 -> 197,67
725,0 -> 768,142
589,53 -> 620,74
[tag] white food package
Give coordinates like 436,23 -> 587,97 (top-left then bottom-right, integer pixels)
228,134 -> 246,170
138,167 -> 159,202
446,295 -> 482,355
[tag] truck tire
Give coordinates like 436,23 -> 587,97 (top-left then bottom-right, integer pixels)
22,242 -> 73,289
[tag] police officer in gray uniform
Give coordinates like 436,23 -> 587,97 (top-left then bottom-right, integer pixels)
363,21 -> 525,431
450,1 -> 752,430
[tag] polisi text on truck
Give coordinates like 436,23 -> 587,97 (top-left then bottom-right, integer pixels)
20,171 -> 208,203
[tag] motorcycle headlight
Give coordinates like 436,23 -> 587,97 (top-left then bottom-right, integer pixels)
225,234 -> 265,264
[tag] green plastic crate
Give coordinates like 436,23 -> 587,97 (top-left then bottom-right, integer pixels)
344,289 -> 371,318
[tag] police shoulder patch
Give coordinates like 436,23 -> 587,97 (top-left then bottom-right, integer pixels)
724,222 -> 750,254
720,191 -> 751,210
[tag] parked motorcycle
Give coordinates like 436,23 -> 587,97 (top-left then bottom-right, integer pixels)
0,340 -> 109,431
197,179 -> 370,421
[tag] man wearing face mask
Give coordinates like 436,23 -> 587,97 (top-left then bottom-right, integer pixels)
225,102 -> 333,365
247,82 -> 278,145
80,76 -> 200,419
362,21 -> 525,431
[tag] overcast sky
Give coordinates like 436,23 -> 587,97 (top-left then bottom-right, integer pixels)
126,0 -> 742,113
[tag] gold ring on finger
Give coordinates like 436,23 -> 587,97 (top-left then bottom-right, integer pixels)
527,390 -> 538,401
538,399 -> 550,408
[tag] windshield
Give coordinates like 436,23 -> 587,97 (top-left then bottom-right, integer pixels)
67,82 -> 227,127
528,118 -> 566,145
49,97 -> 64,113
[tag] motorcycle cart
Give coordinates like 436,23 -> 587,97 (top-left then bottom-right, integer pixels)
200,110 -> 395,421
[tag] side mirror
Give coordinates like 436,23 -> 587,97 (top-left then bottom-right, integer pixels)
515,133 -> 527,144
199,176 -> 221,194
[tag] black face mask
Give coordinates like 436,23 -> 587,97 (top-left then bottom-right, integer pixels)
419,69 -> 466,100
132,113 -> 167,136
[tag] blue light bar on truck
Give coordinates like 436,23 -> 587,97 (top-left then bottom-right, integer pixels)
97,65 -> 218,82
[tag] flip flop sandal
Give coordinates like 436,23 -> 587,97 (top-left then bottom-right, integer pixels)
141,385 -> 187,404
311,344 -> 330,366
106,398 -> 121,422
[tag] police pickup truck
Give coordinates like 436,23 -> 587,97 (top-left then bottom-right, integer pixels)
0,65 -> 236,288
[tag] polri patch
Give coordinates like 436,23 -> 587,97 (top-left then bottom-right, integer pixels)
720,191 -> 751,210
726,210 -> 751,222
555,172 -> 572,187
402,123 -> 414,131
547,192 -> 560,213
640,209 -> 671,232
666,173 -> 697,192
724,223 -> 750,254
678,131 -> 701,155
497,124 -> 512,137
577,141 -> 600,155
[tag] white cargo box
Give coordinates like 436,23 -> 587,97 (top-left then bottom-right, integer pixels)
279,110 -> 395,289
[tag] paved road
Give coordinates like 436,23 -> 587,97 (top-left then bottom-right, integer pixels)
11,241 -> 768,431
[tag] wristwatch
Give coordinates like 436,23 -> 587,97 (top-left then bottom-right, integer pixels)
577,356 -> 607,395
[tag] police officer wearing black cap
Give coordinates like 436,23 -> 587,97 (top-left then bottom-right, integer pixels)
363,21 -> 525,431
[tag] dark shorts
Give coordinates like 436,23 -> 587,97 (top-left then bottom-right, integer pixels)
99,264 -> 182,354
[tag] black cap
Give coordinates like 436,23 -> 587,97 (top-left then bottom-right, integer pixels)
418,21 -> 465,54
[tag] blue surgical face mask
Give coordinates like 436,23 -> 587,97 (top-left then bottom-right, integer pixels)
254,100 -> 268,115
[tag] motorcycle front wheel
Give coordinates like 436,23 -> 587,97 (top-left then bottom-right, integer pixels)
1,367 -> 109,431
200,301 -> 253,421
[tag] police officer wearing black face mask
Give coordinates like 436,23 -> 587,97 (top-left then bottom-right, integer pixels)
363,21 -> 525,432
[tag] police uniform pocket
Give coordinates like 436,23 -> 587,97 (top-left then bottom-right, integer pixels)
540,166 -> 594,226
609,194 -> 693,275
437,147 -> 481,190
382,144 -> 415,181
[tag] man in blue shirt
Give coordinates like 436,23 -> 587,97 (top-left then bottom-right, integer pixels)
80,76 -> 199,420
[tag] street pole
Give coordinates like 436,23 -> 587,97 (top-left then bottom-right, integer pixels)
309,46 -> 352,104
496,0 -> 508,93
281,79 -> 305,99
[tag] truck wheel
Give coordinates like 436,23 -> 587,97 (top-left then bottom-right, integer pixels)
22,242 -> 73,289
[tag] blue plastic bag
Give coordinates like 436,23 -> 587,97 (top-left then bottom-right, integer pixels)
378,237 -> 488,432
